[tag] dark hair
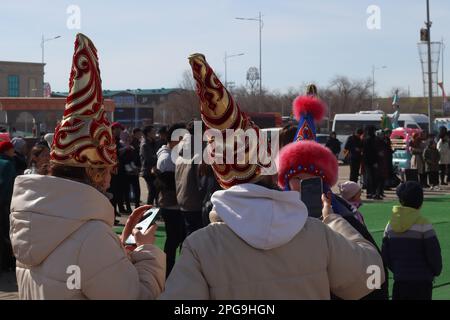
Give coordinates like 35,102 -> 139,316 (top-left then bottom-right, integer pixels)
279,125 -> 297,148
132,127 -> 142,135
186,121 -> 195,135
49,163 -> 90,185
365,125 -> 376,138
28,144 -> 49,166
167,123 -> 186,141
356,128 -> 364,135
158,126 -> 168,135
255,175 -> 281,191
396,181 -> 423,209
143,126 -> 154,137
438,127 -> 448,140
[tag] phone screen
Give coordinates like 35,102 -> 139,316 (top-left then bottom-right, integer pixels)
300,177 -> 323,218
125,208 -> 160,245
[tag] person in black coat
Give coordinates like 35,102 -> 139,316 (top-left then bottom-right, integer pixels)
363,126 -> 383,199
325,132 -> 342,159
140,126 -> 160,206
344,128 -> 364,183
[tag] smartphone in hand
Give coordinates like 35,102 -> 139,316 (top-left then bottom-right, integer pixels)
300,177 -> 323,218
125,208 -> 160,245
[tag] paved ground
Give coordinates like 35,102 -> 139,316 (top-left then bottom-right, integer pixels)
1,165 -> 449,299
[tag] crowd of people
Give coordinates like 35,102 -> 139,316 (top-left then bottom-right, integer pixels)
0,33 -> 444,300
320,125 -> 450,200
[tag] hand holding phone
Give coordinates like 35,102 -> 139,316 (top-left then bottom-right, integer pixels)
300,177 -> 323,218
125,208 -> 160,246
132,224 -> 158,247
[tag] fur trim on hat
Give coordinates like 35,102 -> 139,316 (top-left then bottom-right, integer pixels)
292,96 -> 327,122
277,140 -> 338,188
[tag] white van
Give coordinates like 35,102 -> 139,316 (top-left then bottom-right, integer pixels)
332,111 -> 429,161
434,117 -> 450,131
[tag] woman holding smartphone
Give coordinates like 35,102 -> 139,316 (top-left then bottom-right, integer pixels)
9,33 -> 165,300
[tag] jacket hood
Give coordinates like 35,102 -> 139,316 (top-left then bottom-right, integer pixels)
211,183 -> 308,250
157,145 -> 171,157
390,205 -> 425,233
10,175 -> 115,266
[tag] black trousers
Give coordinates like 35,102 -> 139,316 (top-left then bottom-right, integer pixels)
161,208 -> 186,278
393,281 -> 433,300
439,164 -> 449,183
108,174 -> 121,216
129,175 -> 141,207
365,164 -> 378,196
118,174 -> 131,211
428,171 -> 439,186
143,175 -> 158,206
350,158 -> 361,183
183,211 -> 204,237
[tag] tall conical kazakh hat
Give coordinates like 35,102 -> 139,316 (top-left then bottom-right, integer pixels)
50,33 -> 117,168
188,53 -> 273,189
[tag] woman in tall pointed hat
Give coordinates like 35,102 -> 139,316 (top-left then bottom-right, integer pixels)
161,54 -> 384,300
276,85 -> 389,299
10,33 -> 165,300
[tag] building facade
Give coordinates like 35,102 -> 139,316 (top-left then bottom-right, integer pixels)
53,88 -> 178,128
0,61 -> 44,97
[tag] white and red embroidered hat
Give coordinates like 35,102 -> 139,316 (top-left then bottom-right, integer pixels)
50,33 -> 117,168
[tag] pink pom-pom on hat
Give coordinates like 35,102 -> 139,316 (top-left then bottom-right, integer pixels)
292,95 -> 327,122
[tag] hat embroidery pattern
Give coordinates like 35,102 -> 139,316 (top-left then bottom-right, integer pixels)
51,33 -> 117,168
189,53 -> 271,189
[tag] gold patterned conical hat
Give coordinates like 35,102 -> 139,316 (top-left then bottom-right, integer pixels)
50,33 -> 117,168
189,53 -> 272,189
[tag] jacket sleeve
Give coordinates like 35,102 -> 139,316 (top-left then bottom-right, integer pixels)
323,214 -> 386,300
381,225 -> 391,271
159,238 -> 210,300
437,140 -> 443,153
78,223 -> 166,300
423,226 -> 443,277
140,143 -> 149,172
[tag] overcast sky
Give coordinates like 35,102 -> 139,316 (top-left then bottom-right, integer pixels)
1,0 -> 449,97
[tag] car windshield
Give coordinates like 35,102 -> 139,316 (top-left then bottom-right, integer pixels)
418,122 -> 429,132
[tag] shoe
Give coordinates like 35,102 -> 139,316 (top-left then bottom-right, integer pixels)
434,186 -> 441,191
441,182 -> 448,186
366,194 -> 374,199
114,219 -> 120,225
374,195 -> 383,200
118,207 -> 127,214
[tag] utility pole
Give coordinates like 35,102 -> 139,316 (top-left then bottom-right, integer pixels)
235,12 -> 263,95
426,0 -> 433,134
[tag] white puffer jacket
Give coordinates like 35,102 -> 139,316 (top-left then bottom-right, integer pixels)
10,175 -> 166,300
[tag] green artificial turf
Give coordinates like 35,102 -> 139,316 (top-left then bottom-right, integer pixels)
114,195 -> 450,299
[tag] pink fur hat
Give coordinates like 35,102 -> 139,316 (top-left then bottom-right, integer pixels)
277,140 -> 339,188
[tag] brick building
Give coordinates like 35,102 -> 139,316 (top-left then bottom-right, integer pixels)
0,61 -> 44,97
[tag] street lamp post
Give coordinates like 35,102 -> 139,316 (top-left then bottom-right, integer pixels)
371,65 -> 387,110
41,35 -> 61,86
224,52 -> 244,87
235,12 -> 263,95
